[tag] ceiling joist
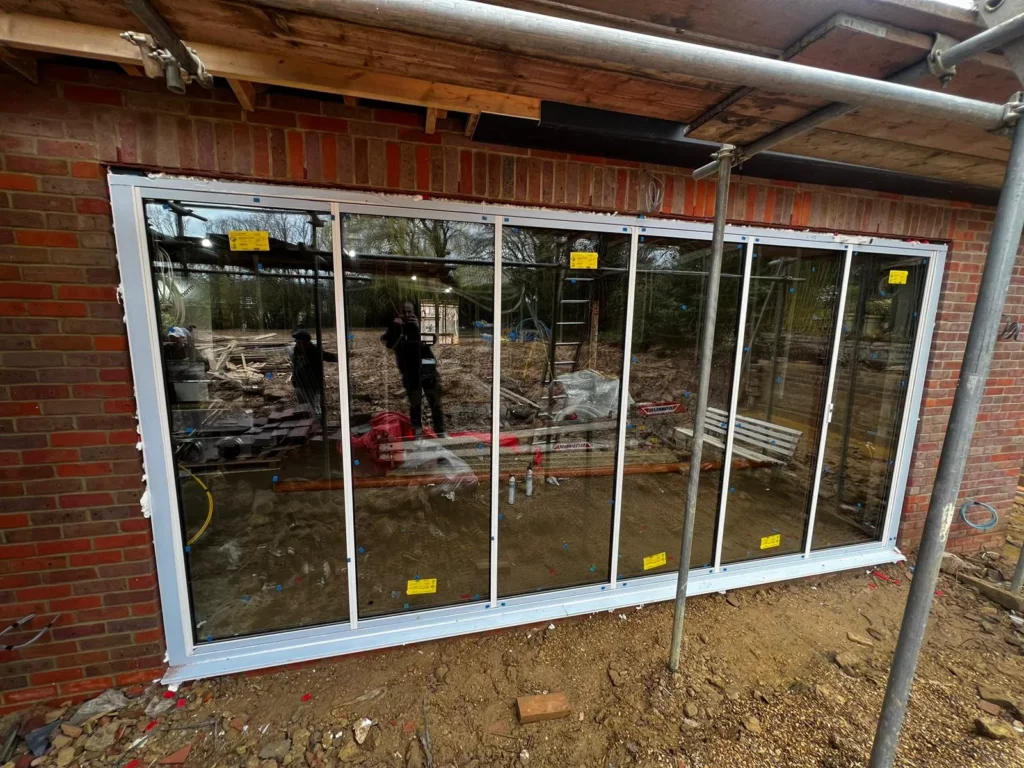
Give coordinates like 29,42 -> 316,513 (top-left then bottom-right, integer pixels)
0,42 -> 37,82
227,78 -> 256,111
0,11 -> 539,119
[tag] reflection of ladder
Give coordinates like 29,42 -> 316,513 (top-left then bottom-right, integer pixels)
544,267 -> 595,385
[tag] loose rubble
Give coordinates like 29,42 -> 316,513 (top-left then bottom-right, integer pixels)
0,549 -> 1022,767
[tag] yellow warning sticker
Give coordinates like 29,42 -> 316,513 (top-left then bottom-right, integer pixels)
888,269 -> 908,285
643,552 -> 667,571
228,230 -> 270,251
406,578 -> 437,595
760,533 -> 781,550
569,251 -> 598,270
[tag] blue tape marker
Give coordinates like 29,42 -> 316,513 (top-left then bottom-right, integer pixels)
184,545 -> 191,553
358,546 -> 365,554
354,459 -> 360,466
276,584 -> 282,591
266,372 -> 273,380
563,543 -> 569,550
272,475 -> 278,483
242,595 -> 249,602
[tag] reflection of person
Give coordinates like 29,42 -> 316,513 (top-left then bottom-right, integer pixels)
287,330 -> 337,417
382,301 -> 446,436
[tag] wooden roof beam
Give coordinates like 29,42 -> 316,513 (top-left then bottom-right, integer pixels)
0,43 -> 37,83
0,11 -> 540,119
227,78 -> 256,111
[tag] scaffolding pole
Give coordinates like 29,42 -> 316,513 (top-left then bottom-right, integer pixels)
668,144 -> 734,672
692,14 -> 1024,179
868,114 -> 1024,768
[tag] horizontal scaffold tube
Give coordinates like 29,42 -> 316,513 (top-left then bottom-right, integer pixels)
261,0 -> 1010,130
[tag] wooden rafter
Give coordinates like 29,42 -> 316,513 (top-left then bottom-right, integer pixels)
424,107 -> 437,134
0,11 -> 539,119
227,78 -> 256,111
0,42 -> 36,82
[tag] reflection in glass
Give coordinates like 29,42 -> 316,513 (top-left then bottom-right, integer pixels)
341,215 -> 494,617
145,200 -> 346,641
617,238 -> 744,578
497,227 -> 629,597
722,247 -> 843,563
813,255 -> 926,549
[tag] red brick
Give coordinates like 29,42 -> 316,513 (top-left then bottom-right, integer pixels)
26,301 -> 87,317
298,115 -> 349,133
21,448 -> 79,465
93,533 -> 149,551
14,230 -> 78,248
4,156 -> 68,176
56,284 -> 114,302
61,677 -> 113,695
76,198 -> 110,216
0,283 -> 53,299
63,85 -> 122,107
58,492 -> 114,508
0,173 -> 38,191
70,162 -> 102,179
4,685 -> 57,704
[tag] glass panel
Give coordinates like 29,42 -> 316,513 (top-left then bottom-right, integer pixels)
617,237 -> 745,578
722,246 -> 843,563
144,200 -> 345,642
497,226 -> 630,597
813,255 -> 927,549
341,214 -> 494,617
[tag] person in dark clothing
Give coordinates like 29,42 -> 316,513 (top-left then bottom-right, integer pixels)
288,329 -> 338,417
381,301 -> 446,436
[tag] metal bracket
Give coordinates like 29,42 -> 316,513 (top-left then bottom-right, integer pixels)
1001,90 -> 1024,128
120,30 -> 212,94
926,33 -> 959,86
712,144 -> 738,161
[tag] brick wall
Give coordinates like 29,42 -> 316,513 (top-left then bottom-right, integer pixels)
1,59 -> 1022,710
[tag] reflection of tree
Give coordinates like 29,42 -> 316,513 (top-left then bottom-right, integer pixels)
147,205 -> 334,333
343,216 -> 495,329
345,216 -> 491,260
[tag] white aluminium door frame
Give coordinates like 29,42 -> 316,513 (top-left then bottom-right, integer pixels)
108,173 -> 943,683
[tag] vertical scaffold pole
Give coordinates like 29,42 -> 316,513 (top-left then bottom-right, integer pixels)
868,113 -> 1024,767
668,144 -> 735,671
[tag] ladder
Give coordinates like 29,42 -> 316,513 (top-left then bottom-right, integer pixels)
544,266 -> 595,386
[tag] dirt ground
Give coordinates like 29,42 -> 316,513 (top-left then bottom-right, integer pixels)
6,545 -> 1024,768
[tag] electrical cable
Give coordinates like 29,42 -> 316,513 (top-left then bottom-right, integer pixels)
179,463 -> 215,545
1,613 -> 59,651
959,498 -> 998,530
